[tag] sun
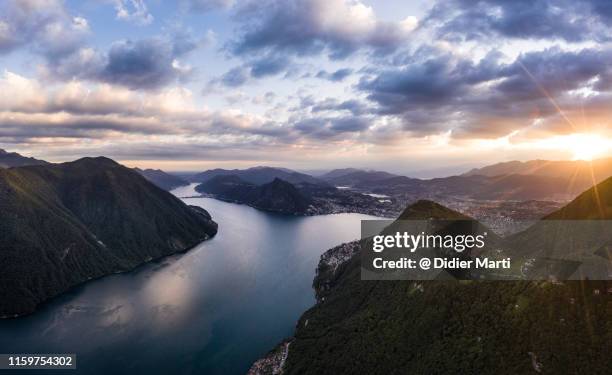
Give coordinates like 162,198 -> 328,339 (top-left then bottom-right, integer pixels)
568,134 -> 610,161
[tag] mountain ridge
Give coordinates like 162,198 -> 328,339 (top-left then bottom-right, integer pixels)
0,157 -> 218,317
0,149 -> 49,168
190,166 -> 328,186
134,167 -> 189,191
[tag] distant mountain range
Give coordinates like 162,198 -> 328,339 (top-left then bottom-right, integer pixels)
190,166 -> 328,186
320,169 -> 398,187
312,161 -> 612,201
301,169 -> 575,201
0,157 -> 217,317
464,158 -> 612,193
195,174 -> 391,216
253,178 -> 612,374
134,168 -> 189,191
190,159 -> 612,216
0,149 -> 48,168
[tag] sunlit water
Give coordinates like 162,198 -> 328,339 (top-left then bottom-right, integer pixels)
0,184 -> 378,374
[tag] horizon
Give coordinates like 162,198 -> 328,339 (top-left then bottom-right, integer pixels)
4,146 -> 612,178
1,1 -> 612,171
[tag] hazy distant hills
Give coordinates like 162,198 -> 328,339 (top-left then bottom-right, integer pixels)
344,173 -> 573,201
320,169 -> 398,187
134,168 -> 189,191
267,193 -> 612,374
0,149 -> 48,168
190,160 -> 612,216
316,160 -> 612,201
465,158 -> 612,193
318,168 -> 362,179
187,158 -> 612,210
0,157 -> 217,317
191,166 -> 328,186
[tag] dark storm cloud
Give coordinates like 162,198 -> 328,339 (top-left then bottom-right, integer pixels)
426,0 -> 612,42
316,68 -> 353,82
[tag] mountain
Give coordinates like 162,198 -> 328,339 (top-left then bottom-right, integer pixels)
353,173 -> 574,201
196,175 -> 396,216
544,175 -> 612,219
319,168 -> 363,179
190,166 -> 328,186
464,158 -> 612,193
250,178 -> 314,214
134,168 -> 189,191
321,169 -> 398,187
0,149 -> 48,168
0,157 -> 218,317
507,176 -> 612,264
196,176 -> 313,214
251,199 -> 611,374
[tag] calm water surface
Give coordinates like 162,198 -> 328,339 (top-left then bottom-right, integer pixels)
0,184 -> 378,375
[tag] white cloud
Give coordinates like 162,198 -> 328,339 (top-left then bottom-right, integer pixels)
113,0 -> 153,25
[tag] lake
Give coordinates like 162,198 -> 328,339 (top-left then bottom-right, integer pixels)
0,184 -> 378,374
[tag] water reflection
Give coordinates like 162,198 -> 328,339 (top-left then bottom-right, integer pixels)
0,184 -> 380,375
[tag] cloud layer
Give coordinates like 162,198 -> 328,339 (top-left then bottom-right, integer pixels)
1,0 -> 612,166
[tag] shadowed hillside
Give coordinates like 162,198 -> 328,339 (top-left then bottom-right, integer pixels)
252,197 -> 612,375
0,157 -> 217,317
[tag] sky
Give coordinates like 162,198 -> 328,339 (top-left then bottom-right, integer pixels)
1,0 -> 612,174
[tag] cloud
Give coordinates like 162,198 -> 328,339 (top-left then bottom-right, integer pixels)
310,98 -> 369,116
0,1 -> 200,90
213,55 -> 291,87
250,56 -> 291,78
294,116 -> 370,139
0,70 -> 381,162
316,68 -> 353,81
220,66 -> 250,87
113,0 -> 153,25
181,0 -> 234,13
358,46 -> 612,138
99,38 -> 193,89
425,0 -> 612,43
229,0 -> 414,60
43,33 -> 199,90
0,0 -> 89,57
0,71 -> 296,145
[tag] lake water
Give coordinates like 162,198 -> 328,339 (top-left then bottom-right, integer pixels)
0,184 -> 378,375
